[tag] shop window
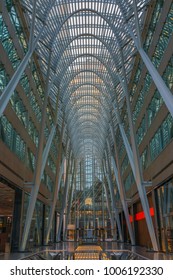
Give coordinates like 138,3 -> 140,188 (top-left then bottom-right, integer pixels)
150,114 -> 173,161
163,56 -> 173,90
150,128 -> 162,161
133,74 -> 152,124
22,194 -> 43,249
10,91 -> 28,128
137,115 -> 146,145
0,63 -> 9,93
162,114 -> 173,148
6,0 -> 28,53
144,0 -> 164,51
147,90 -> 163,127
0,116 -> 26,162
124,171 -> 135,192
152,3 -> 173,68
140,148 -> 148,169
155,180 -> 173,253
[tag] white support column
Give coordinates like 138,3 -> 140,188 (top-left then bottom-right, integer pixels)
64,162 -> 76,240
20,52 -> 52,251
28,0 -> 37,51
139,48 -> 173,118
102,162 -> 115,239
113,101 -> 158,249
41,125 -> 56,177
113,103 -> 136,176
103,158 -> 123,241
127,0 -> 173,118
92,157 -> 96,229
57,153 -> 73,241
114,50 -> 159,250
0,0 -> 59,117
132,0 -> 142,49
41,95 -> 60,178
101,165 -> 114,238
0,0 -> 41,117
45,124 -> 66,244
107,133 -> 135,245
35,205 -> 41,245
102,180 -> 105,229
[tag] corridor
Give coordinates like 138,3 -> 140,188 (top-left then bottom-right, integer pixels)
0,0 -> 173,259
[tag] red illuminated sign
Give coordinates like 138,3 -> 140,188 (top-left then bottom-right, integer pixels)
129,207 -> 154,222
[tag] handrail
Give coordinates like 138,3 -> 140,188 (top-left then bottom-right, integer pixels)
20,249 -> 149,260
21,250 -> 63,260
109,249 -> 149,260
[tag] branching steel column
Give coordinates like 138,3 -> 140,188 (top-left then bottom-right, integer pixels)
57,153 -> 73,241
41,126 -> 56,176
139,48 -> 173,118
102,181 -> 105,229
20,52 -> 52,251
28,0 -> 37,51
114,51 -> 158,250
114,102 -> 159,249
45,123 -> 66,244
0,0 -> 40,117
113,104 -> 136,176
101,165 -> 114,237
74,169 -> 77,240
103,157 -> 123,241
132,0 -> 142,49
92,157 -> 96,229
64,160 -> 75,232
0,0 -> 61,117
64,162 -> 76,240
128,0 -> 173,118
35,205 -> 41,245
107,133 -> 135,245
41,95 -> 60,178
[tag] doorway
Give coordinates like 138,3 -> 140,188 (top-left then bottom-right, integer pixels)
0,182 -> 15,253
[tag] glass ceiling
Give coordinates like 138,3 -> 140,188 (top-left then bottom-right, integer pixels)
21,0 -> 150,164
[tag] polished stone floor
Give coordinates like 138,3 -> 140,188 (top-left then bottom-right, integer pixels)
0,241 -> 173,260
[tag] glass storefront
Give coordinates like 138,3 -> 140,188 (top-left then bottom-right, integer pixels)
22,194 -> 44,249
155,179 -> 173,253
0,183 -> 14,253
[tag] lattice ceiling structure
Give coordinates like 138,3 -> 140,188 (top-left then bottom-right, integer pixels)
21,0 -> 150,162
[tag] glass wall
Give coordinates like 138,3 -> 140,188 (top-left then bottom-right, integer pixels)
22,194 -> 44,249
155,179 -> 173,253
150,114 -> 173,161
44,205 -> 55,243
0,0 -> 57,182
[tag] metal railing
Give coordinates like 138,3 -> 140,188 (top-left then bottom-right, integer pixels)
21,249 -> 148,260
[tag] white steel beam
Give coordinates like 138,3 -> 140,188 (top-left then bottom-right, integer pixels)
63,162 -> 76,240
101,164 -> 115,239
57,153 -> 73,241
20,51 -> 52,251
103,157 -> 123,241
107,135 -> 135,245
114,49 -> 159,251
127,0 -> 173,118
0,0 -> 57,117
